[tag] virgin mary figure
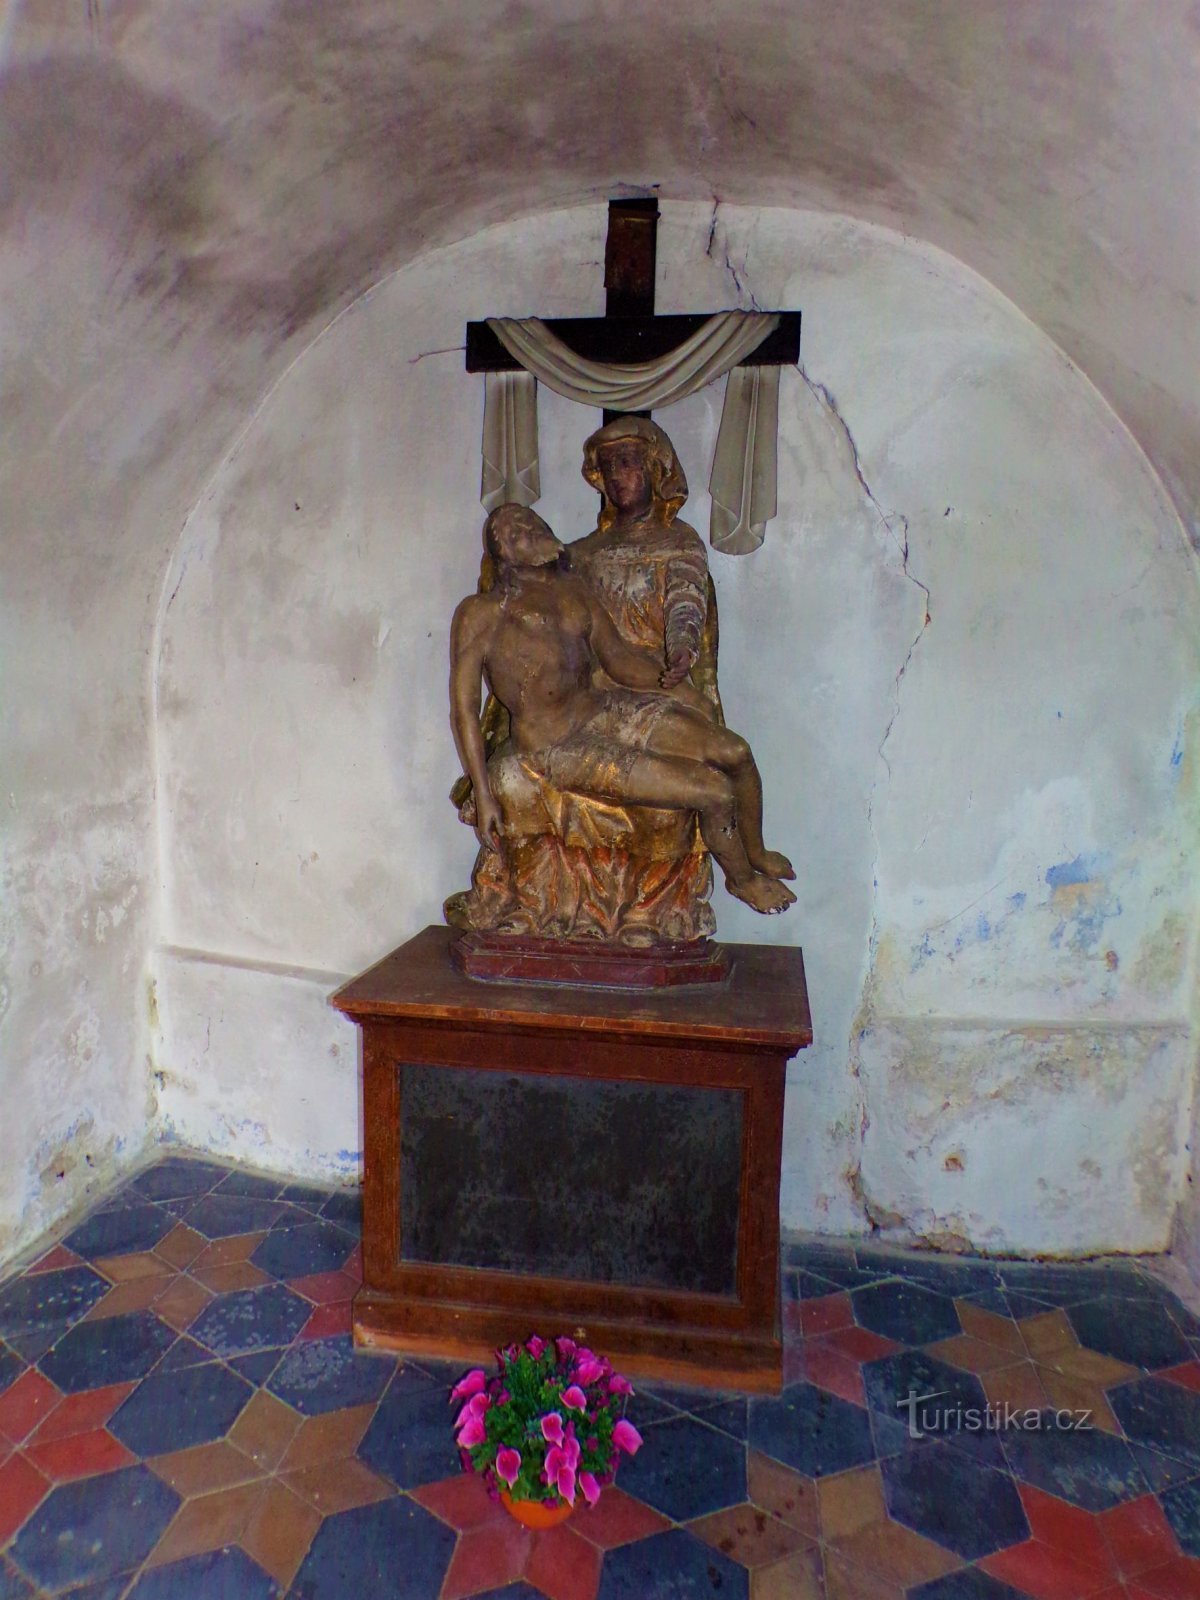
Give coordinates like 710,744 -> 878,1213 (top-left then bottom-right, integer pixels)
446,415 -> 723,947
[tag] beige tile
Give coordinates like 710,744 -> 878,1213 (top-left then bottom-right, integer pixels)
228,1389 -> 304,1472
153,1276 -> 214,1332
144,1483 -> 265,1567
1043,1346 -> 1138,1388
278,1404 -> 376,1472
240,1480 -> 322,1590
746,1451 -> 820,1538
689,1503 -> 814,1570
834,1520 -> 962,1585
85,1276 -> 174,1320
818,1465 -> 886,1542
751,1545 -> 825,1600
153,1225 -> 208,1271
981,1361 -> 1049,1413
1020,1309 -> 1078,1360
94,1251 -> 172,1284
955,1301 -> 1026,1356
824,1548 -> 904,1600
1039,1370 -> 1122,1434
149,1440 -> 263,1497
926,1334 -> 1017,1375
283,1456 -> 393,1515
192,1232 -> 267,1270
193,1262 -> 270,1293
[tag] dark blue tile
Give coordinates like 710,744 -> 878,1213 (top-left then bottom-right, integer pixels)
1162,1476 -> 1200,1557
320,1190 -> 362,1230
861,1349 -> 1003,1465
215,1170 -> 288,1199
8,1331 -> 55,1362
851,1280 -> 961,1345
999,1261 -> 1158,1307
129,1158 -> 229,1202
691,1397 -> 749,1441
621,1387 -> 679,1430
290,1497 -> 454,1600
883,1445 -> 1027,1558
1001,1291 -> 1058,1319
0,1265 -> 110,1340
108,1360 -> 254,1454
356,1375 -> 462,1488
182,1194 -> 287,1239
397,1355 -> 464,1388
964,1288 -> 1047,1320
0,1341 -> 24,1395
782,1239 -> 856,1272
1067,1297 -> 1191,1371
8,1465 -> 178,1591
279,1182 -> 333,1210
613,1413 -> 745,1520
0,1560 -> 35,1600
911,1569 -> 1029,1600
595,1529 -> 748,1599
460,1587 -> 544,1600
901,1259 -> 1004,1299
251,1222 -> 355,1279
636,1379 -> 735,1412
59,1580 -> 132,1600
64,1204 -> 173,1260
782,1269 -> 841,1301
156,1335 -> 213,1373
1002,1414 -> 1147,1509
1129,1441 -> 1200,1492
231,1349 -> 286,1386
41,1310 -> 175,1392
1110,1376 -> 1200,1470
189,1283 -> 311,1356
127,1547 -> 277,1599
802,1260 -> 895,1292
268,1335 -> 393,1416
747,1380 -> 876,1479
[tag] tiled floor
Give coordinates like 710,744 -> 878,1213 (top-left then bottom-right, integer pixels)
2,1156 -> 1199,1598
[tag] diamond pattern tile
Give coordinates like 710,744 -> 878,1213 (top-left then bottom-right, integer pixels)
4,1156 -> 1200,1600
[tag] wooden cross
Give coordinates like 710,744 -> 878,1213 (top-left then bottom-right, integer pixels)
465,199 -> 800,424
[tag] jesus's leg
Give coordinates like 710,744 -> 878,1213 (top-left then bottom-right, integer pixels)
639,711 -> 795,883
597,748 -> 795,915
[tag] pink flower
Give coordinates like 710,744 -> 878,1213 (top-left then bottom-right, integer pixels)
450,1369 -> 487,1402
554,1462 -> 577,1504
579,1470 -> 601,1507
574,1356 -> 607,1386
457,1412 -> 486,1448
612,1419 -> 643,1456
607,1374 -> 634,1396
496,1447 -> 522,1487
525,1335 -> 546,1358
562,1431 -> 581,1470
555,1337 -> 578,1363
454,1393 -> 489,1433
562,1385 -> 587,1412
540,1411 -> 564,1445
544,1444 -> 565,1480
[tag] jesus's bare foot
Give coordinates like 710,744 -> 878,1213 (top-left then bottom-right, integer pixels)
727,873 -> 796,914
749,848 -> 795,881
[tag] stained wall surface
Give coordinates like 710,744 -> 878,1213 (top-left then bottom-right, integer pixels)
151,203 -> 1200,1255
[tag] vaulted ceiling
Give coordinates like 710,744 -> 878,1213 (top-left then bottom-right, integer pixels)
2,0 -> 1196,567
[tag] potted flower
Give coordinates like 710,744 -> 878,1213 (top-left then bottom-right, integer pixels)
451,1335 -> 644,1527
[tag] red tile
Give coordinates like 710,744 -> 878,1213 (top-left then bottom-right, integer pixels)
1132,1557 -> 1200,1599
982,1539 -> 1121,1600
572,1485 -> 671,1550
801,1342 -> 866,1407
782,1344 -> 807,1386
0,1454 -> 49,1542
799,1293 -> 855,1337
29,1383 -> 136,1445
821,1326 -> 901,1365
1019,1485 -> 1116,1574
298,1301 -> 352,1341
1159,1362 -> 1200,1395
288,1270 -> 359,1305
0,1370 -> 62,1444
783,1300 -> 806,1343
439,1518 -> 531,1599
1101,1496 -> 1183,1577
343,1245 -> 363,1282
27,1244 -> 83,1274
410,1471 -> 508,1531
25,1428 -> 136,1483
525,1521 -> 603,1600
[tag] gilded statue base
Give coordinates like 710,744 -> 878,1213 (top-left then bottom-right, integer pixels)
449,929 -> 730,989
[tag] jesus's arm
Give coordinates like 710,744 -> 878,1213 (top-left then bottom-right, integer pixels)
586,592 -> 668,691
449,597 -> 503,851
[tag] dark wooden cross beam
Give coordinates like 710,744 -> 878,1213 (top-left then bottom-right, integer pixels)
466,198 -> 801,425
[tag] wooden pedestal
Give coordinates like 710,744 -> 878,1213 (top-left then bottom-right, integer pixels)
331,925 -> 812,1393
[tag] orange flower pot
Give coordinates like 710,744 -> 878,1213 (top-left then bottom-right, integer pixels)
499,1488 -> 576,1529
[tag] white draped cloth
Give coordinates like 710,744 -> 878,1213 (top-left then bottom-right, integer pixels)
480,311 -> 781,553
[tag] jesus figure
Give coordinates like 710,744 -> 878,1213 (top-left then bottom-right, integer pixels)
450,504 -> 795,916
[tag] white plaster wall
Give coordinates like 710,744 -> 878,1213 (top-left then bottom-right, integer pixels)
152,202 -> 1200,1252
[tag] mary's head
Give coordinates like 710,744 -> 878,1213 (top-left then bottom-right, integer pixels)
582,415 -> 688,532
